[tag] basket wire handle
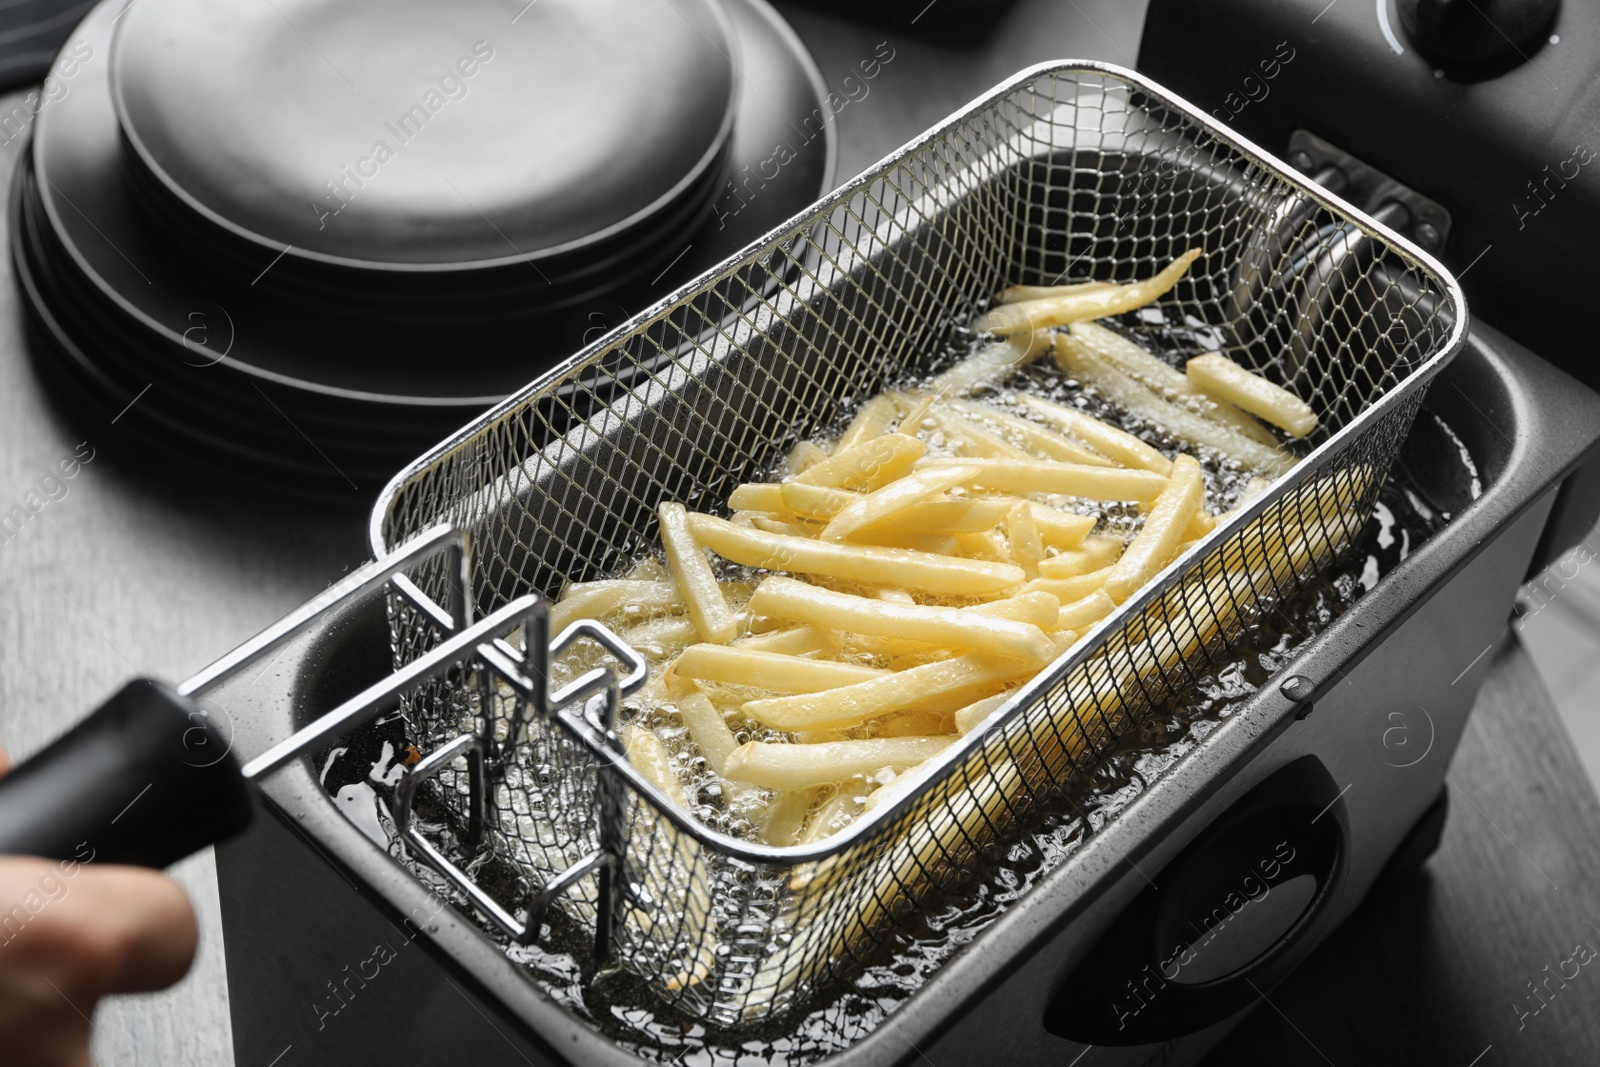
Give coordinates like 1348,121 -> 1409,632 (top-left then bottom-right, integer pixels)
390,600 -> 647,961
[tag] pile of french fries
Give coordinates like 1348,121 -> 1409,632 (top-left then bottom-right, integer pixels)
546,250 -> 1321,855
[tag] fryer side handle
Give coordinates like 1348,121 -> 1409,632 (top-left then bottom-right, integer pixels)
0,679 -> 251,867
1526,440 -> 1600,579
1044,756 -> 1350,1046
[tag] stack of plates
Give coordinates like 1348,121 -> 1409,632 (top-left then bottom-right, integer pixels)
12,0 -> 834,492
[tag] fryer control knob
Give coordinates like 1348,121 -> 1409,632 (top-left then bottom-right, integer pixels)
1397,0 -> 1559,62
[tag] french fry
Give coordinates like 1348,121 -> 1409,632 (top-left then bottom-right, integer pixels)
856,593 -> 1057,667
785,440 -> 828,475
761,788 -> 818,846
1056,589 -> 1116,632
876,709 -> 956,737
995,279 -> 1117,304
848,528 -> 961,555
969,590 -> 1062,630
751,516 -> 815,538
927,331 -> 1051,397
1104,454 -> 1205,603
734,625 -> 836,656
797,780 -> 872,845
728,483 -> 791,514
1239,476 -> 1274,506
688,513 -> 1026,596
621,725 -> 718,992
822,465 -> 978,543
1216,477 -> 1278,526
955,530 -> 1011,562
896,391 -> 938,435
953,691 -> 1015,734
1037,535 -> 1125,578
674,686 -> 741,776
1023,566 -> 1115,603
1181,509 -> 1217,540
946,399 -> 1114,467
549,579 -> 683,637
779,481 -> 858,520
616,615 -> 700,659
782,481 -> 1009,534
1068,323 -> 1279,446
887,647 -> 960,671
1027,503 -> 1096,549
1016,394 -> 1173,475
972,249 -> 1201,336
624,724 -> 687,803
929,408 -> 1033,461
1006,501 -> 1045,575
660,503 -> 738,644
837,631 -> 940,658
1053,335 -> 1295,474
868,498 -> 1012,535
741,652 -> 1037,732
673,643 -> 888,693
792,433 -> 925,491
835,395 -> 900,451
1186,353 -> 1319,437
725,737 -> 954,790
920,458 -> 1168,502
748,576 -> 1055,663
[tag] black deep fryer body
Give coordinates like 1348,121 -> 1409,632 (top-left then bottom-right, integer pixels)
217,320 -> 1600,1065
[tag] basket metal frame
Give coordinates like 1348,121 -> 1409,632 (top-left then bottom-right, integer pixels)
356,58 -> 1468,1017
211,521 -> 655,961
367,59 -> 1466,867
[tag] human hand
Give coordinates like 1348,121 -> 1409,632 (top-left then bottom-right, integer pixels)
0,747 -> 198,1067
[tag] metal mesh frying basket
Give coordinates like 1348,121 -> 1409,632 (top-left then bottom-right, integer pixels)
365,61 -> 1465,1026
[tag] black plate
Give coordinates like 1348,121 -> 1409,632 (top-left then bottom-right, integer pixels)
110,0 -> 739,271
16,0 -> 835,488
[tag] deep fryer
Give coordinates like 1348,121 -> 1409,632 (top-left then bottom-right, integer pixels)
0,56 -> 1596,1067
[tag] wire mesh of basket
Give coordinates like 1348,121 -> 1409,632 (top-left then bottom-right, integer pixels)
364,61 -> 1465,1026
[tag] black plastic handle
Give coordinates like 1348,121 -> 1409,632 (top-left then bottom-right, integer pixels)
0,679 -> 252,867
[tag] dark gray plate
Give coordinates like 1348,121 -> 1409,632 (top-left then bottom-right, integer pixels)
109,0 -> 739,270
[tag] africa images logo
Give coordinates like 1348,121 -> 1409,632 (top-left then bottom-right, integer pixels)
1367,699 -> 1434,769
713,41 -> 896,229
0,443 -> 96,548
310,40 -> 496,230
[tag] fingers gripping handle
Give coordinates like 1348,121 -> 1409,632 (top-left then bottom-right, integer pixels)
0,680 -> 252,867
